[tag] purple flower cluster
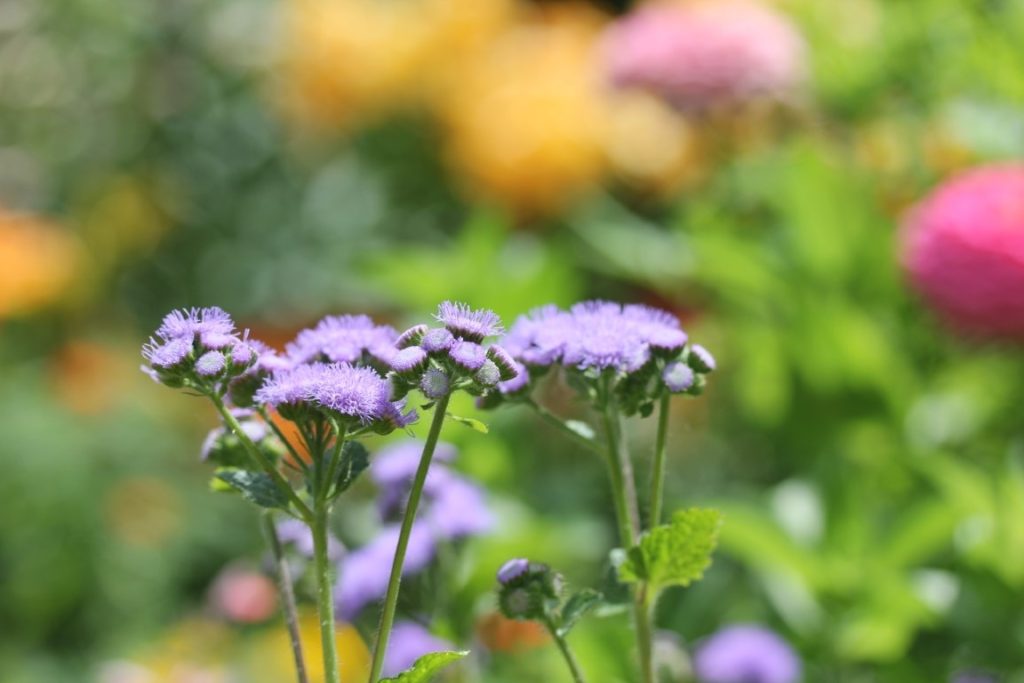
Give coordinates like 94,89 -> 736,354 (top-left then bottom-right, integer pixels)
285,314 -> 398,368
388,301 -> 518,402
141,307 -> 258,389
694,624 -> 801,683
491,301 -> 714,414
334,440 -> 493,619
382,622 -> 456,678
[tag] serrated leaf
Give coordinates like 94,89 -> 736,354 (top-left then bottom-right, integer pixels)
379,650 -> 468,683
445,413 -> 489,434
333,441 -> 370,496
557,589 -> 603,637
214,468 -> 290,509
618,508 -> 721,593
564,420 -> 596,442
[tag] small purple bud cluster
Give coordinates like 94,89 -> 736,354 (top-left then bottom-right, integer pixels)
486,301 -> 715,415
388,301 -> 518,403
495,558 -> 562,621
141,307 -> 260,392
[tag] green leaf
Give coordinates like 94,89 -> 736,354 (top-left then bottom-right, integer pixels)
214,468 -> 290,509
557,589 -> 603,637
618,508 -> 722,593
379,650 -> 469,683
333,441 -> 370,496
445,413 -> 489,434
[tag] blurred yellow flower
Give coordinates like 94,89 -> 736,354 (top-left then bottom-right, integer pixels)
0,209 -> 80,318
244,612 -> 371,683
436,5 -> 612,216
277,0 -> 512,132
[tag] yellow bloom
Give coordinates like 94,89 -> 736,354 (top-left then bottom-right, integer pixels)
0,209 -> 80,318
244,611 -> 371,683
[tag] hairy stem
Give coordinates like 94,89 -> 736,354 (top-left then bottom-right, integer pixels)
366,393 -> 452,683
213,397 -> 313,522
648,394 -> 671,528
542,616 -> 588,683
312,500 -> 341,683
524,398 -> 601,453
263,512 -> 309,683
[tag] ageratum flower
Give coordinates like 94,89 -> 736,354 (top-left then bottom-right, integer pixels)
383,622 -> 456,679
254,362 -> 416,430
902,164 -> 1024,342
285,314 -> 398,367
604,0 -> 806,112
694,624 -> 801,683
497,558 -> 530,585
436,301 -> 504,342
142,307 -> 257,391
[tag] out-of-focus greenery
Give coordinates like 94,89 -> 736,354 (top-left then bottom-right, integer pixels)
2,0 -> 1024,681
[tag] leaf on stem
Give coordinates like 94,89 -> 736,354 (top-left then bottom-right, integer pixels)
333,441 -> 370,496
618,508 -> 722,594
213,468 -> 291,509
379,650 -> 469,683
557,589 -> 603,637
445,412 -> 489,434
564,420 -> 596,442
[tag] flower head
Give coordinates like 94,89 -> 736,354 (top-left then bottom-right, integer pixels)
390,346 -> 429,376
141,306 -> 254,391
420,367 -> 450,400
195,351 -> 227,377
662,361 -> 695,393
157,307 -> 238,349
560,301 -> 651,373
501,304 -> 568,367
604,1 -> 806,111
449,340 -> 488,372
902,164 -> 1024,342
689,344 -> 717,373
435,301 -> 504,342
286,314 -> 398,366
694,624 -> 801,683
497,558 -> 530,585
421,327 -> 456,354
396,324 -> 428,349
142,337 -> 192,370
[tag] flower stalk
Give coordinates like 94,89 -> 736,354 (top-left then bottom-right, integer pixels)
366,393 -> 452,683
542,615 -> 588,683
263,512 -> 310,683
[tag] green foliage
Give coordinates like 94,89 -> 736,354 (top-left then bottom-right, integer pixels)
618,509 -> 722,595
213,469 -> 290,510
332,441 -> 370,496
556,589 -> 604,637
379,651 -> 469,683
446,413 -> 490,434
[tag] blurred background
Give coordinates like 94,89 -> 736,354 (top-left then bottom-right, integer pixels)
2,0 -> 1024,681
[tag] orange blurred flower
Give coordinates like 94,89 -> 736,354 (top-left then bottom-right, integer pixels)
51,340 -> 126,415
476,610 -> 550,652
0,208 -> 80,318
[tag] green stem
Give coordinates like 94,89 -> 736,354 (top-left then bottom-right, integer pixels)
213,397 -> 313,523
263,512 -> 310,683
366,393 -> 451,683
633,589 -> 654,683
648,394 -> 671,528
542,616 -> 588,683
313,499 -> 341,683
524,398 -> 601,453
321,426 -> 346,502
258,406 -> 311,477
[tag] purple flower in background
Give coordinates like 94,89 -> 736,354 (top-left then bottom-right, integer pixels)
142,336 -> 192,369
663,361 -> 695,393
435,301 -> 504,342
383,622 -> 456,678
276,518 -> 344,561
497,558 -> 530,585
422,475 -> 494,538
497,361 -> 529,395
501,304 -> 567,367
335,523 -> 436,619
371,441 -> 458,491
156,307 -> 238,349
285,314 -> 397,366
951,672 -> 998,683
694,625 -> 801,683
560,301 -> 652,373
623,304 -> 689,351
690,344 -> 717,373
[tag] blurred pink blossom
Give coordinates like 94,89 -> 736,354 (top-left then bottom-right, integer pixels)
603,0 -> 806,111
208,565 -> 277,624
902,164 -> 1024,342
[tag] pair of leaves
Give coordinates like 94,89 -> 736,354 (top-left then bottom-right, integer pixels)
556,588 -> 603,637
332,441 -> 369,496
380,650 -> 468,683
213,469 -> 290,509
618,508 -> 722,595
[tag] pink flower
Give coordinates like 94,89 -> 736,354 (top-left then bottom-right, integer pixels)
603,1 -> 806,111
208,565 -> 278,624
902,164 -> 1024,342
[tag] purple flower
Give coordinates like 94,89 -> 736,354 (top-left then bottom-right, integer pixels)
195,351 -> 227,377
156,307 -> 238,349
254,362 -> 407,425
396,324 -> 428,349
391,347 -> 428,375
420,368 -> 450,400
335,523 -> 436,619
623,304 -> 689,351
435,301 -> 504,342
449,340 -> 487,371
371,441 -> 458,490
951,672 -> 998,683
486,344 -> 520,381
559,301 -> 652,373
285,315 -> 398,366
501,304 -> 568,367
690,344 -> 716,373
662,361 -> 695,393
230,339 -> 258,367
694,625 -> 801,683
421,328 -> 456,354
142,336 -> 192,369
422,475 -> 494,538
497,558 -> 530,585
382,622 -> 455,678
498,361 -> 529,395
474,360 -> 501,387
